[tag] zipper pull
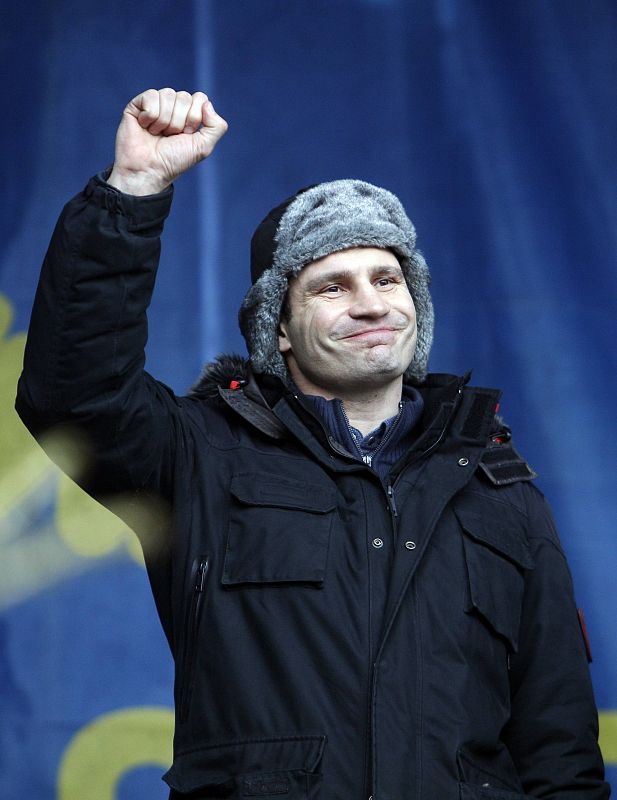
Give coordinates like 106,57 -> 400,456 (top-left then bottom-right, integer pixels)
386,484 -> 398,517
195,559 -> 209,592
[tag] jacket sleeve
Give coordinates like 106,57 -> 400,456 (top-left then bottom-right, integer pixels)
503,485 -> 609,798
16,173 -> 183,502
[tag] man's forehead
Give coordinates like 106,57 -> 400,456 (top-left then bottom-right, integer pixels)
304,247 -> 399,275
295,246 -> 401,281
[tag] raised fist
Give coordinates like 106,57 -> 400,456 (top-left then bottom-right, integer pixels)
107,88 -> 228,196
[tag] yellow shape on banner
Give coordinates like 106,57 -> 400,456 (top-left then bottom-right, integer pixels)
57,706 -> 174,800
0,291 -> 167,575
0,294 -> 52,515
56,475 -> 171,566
599,710 -> 617,765
0,292 -> 150,607
56,474 -> 144,565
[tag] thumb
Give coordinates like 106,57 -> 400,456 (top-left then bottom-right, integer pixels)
194,99 -> 229,157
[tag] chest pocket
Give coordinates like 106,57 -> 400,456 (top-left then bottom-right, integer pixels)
454,502 -> 534,653
222,473 -> 336,587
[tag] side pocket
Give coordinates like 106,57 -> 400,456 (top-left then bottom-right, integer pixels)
164,734 -> 327,799
456,748 -> 526,796
179,555 -> 210,724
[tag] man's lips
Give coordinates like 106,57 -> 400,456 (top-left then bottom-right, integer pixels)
336,327 -> 405,346
339,327 -> 400,339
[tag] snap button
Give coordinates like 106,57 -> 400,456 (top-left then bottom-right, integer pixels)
372,538 -> 384,549
404,541 -> 416,550
458,457 -> 469,466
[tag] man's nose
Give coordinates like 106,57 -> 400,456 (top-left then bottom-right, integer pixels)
348,283 -> 390,318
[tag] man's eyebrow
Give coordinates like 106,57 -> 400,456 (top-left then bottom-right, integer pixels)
301,269 -> 354,294
301,264 -> 403,294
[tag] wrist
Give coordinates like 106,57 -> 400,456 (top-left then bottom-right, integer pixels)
107,166 -> 170,196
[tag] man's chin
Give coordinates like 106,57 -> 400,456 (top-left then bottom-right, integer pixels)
347,360 -> 407,388
363,348 -> 412,375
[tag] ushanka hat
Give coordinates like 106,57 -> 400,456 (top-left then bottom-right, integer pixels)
239,179 -> 434,382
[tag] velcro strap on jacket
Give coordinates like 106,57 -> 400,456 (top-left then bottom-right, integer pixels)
455,387 -> 502,445
478,442 -> 537,486
219,387 -> 287,439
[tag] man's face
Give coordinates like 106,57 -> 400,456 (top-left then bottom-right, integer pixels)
278,247 -> 417,398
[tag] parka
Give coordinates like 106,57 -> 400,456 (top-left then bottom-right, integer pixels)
16,174 -> 609,799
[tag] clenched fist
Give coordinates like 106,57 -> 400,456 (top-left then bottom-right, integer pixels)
107,88 -> 228,196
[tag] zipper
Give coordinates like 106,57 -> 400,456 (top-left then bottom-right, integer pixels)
385,483 -> 398,517
367,660 -> 380,800
366,383 -> 468,794
179,555 -> 210,723
340,401 -> 403,468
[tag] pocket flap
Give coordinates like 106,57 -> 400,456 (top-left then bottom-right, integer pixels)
457,747 -> 527,797
163,734 -> 326,794
223,475 -> 334,586
231,474 -> 336,513
453,505 -> 533,570
454,503 -> 533,652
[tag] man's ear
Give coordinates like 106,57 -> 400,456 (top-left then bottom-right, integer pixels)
278,320 -> 291,354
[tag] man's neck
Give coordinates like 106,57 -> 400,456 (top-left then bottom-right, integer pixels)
339,384 -> 403,436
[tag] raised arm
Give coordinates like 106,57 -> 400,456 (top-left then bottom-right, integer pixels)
16,89 -> 228,499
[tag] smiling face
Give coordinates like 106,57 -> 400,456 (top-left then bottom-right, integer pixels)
278,247 -> 417,399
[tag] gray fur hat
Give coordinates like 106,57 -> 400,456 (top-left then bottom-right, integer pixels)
239,179 -> 434,383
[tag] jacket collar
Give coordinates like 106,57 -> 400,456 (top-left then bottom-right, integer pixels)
189,355 -> 502,468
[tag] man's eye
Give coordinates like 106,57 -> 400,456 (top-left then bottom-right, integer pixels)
376,277 -> 394,287
322,285 -> 342,294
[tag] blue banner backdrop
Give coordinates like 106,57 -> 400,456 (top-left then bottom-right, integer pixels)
1,1 -> 615,797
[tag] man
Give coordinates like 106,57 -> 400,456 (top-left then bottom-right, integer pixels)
17,89 -> 608,798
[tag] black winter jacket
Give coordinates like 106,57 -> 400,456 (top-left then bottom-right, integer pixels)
16,175 -> 609,799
